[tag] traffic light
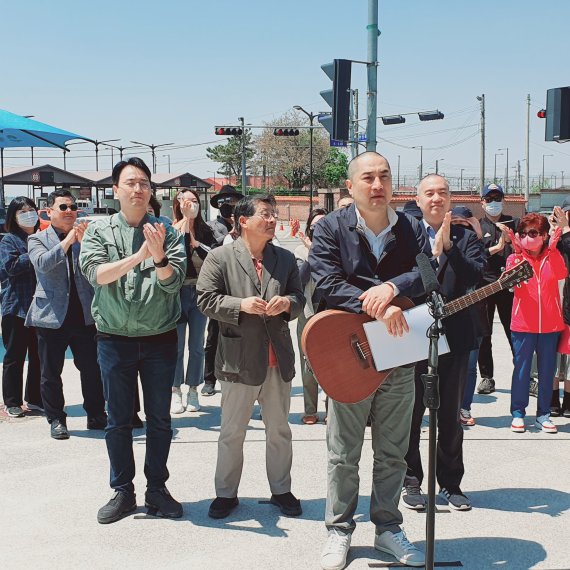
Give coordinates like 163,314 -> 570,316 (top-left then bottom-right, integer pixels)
319,59 -> 352,141
537,109 -> 546,119
381,115 -> 406,126
215,127 -> 243,136
545,87 -> 570,142
418,110 -> 445,121
273,128 -> 300,136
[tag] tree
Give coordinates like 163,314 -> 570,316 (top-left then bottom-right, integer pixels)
254,111 -> 330,190
319,148 -> 349,188
206,130 -> 255,183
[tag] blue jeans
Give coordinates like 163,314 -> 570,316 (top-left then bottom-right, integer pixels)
173,284 -> 207,388
97,333 -> 177,494
511,331 -> 560,419
461,341 -> 482,411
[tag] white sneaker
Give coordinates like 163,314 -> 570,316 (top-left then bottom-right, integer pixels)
186,387 -> 200,412
511,417 -> 525,433
374,529 -> 425,567
535,416 -> 557,433
321,529 -> 351,570
170,388 -> 184,414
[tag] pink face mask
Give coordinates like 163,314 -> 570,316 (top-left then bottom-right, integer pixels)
520,235 -> 544,252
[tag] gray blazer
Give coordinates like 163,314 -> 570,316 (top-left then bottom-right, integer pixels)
26,225 -> 95,329
197,238 -> 304,386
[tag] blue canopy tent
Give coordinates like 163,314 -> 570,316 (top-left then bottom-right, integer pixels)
0,109 -> 92,206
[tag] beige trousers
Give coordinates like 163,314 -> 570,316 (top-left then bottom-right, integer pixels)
215,367 -> 293,497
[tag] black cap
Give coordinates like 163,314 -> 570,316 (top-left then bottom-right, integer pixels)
210,185 -> 244,208
402,200 -> 423,220
451,206 -> 473,219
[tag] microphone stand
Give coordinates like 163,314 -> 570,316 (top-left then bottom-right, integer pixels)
422,289 -> 446,570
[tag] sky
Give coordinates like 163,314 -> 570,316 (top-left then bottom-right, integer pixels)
2,0 -> 570,190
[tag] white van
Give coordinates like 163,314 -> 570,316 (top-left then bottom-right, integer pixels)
76,200 -> 94,213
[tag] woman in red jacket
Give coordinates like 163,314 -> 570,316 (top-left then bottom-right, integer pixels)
507,213 -> 567,434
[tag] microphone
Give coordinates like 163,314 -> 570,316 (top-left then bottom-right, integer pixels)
416,253 -> 440,295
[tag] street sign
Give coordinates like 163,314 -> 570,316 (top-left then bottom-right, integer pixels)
358,134 -> 367,142
330,138 -> 347,147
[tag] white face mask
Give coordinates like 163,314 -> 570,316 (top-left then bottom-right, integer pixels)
187,202 -> 199,219
17,210 -> 39,228
484,201 -> 503,217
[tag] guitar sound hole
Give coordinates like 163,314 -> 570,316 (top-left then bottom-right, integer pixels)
350,334 -> 370,370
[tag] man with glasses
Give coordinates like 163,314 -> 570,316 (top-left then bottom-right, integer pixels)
80,157 -> 187,524
26,189 -> 107,440
477,183 -> 518,394
197,195 -> 304,520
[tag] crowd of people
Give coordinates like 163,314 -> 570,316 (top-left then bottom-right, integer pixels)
2,153 -> 570,570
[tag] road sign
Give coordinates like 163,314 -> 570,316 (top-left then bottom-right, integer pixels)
330,138 -> 347,147
358,134 -> 367,142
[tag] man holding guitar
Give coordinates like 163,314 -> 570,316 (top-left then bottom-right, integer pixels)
403,175 -> 485,513
310,152 -> 431,569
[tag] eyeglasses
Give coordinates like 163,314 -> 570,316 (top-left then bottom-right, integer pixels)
120,181 -> 151,190
482,195 -> 503,203
519,229 -> 543,238
56,204 -> 78,212
252,211 -> 277,221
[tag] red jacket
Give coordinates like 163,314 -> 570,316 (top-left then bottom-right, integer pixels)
507,247 -> 567,334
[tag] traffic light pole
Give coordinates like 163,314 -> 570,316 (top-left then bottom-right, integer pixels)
239,116 -> 246,194
366,0 -> 378,152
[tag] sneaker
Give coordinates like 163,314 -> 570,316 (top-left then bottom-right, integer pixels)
26,402 -> 44,412
270,491 -> 302,516
144,487 -> 183,518
535,416 -> 558,434
6,406 -> 25,418
170,387 -> 184,414
87,414 -> 108,430
529,378 -> 538,398
186,387 -> 200,412
321,529 -> 351,570
511,417 -> 525,433
402,481 -> 426,511
208,496 -> 239,519
97,491 -> 137,524
302,414 -> 319,425
50,419 -> 70,440
374,529 -> 425,567
476,377 -> 495,394
563,394 -> 570,418
459,408 -> 475,426
201,383 -> 216,396
439,487 -> 472,511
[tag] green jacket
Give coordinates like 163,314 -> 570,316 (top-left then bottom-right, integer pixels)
79,213 -> 186,337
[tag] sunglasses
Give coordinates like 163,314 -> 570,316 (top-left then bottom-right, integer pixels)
56,204 -> 78,212
519,229 -> 543,238
482,195 -> 503,203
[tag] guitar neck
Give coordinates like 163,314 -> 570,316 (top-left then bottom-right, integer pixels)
443,280 -> 506,317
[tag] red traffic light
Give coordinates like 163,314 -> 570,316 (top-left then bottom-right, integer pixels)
537,109 -> 546,119
273,128 -> 300,136
215,127 -> 243,135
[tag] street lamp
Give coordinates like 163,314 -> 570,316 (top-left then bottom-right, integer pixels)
498,147 -> 509,191
412,145 -> 423,181
435,158 -> 444,175
91,139 -> 120,171
131,140 -> 174,174
493,152 -> 503,183
542,154 -> 554,188
102,143 -> 143,168
293,105 -> 317,214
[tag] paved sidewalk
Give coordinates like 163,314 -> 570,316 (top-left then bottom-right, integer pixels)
1,228 -> 569,570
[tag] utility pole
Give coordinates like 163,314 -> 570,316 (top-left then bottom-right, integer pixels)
366,0 -> 378,152
562,171 -> 565,187
397,154 -> 400,191
352,89 -> 359,159
477,94 -> 485,192
239,116 -> 247,194
499,148 -> 509,192
460,168 -> 464,191
525,94 -> 530,201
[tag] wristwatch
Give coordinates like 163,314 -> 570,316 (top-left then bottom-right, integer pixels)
153,256 -> 169,268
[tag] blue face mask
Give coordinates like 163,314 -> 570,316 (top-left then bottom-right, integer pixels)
17,210 -> 39,228
484,201 -> 503,217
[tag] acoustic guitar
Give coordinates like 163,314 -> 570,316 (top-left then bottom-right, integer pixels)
301,260 -> 533,404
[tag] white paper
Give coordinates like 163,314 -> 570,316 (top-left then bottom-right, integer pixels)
362,303 -> 450,371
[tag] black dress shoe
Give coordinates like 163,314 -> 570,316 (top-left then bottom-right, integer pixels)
131,413 -> 144,429
87,414 -> 108,430
97,491 -> 137,524
208,496 -> 239,519
270,492 -> 302,516
50,419 -> 70,440
201,383 -> 216,396
145,487 -> 183,518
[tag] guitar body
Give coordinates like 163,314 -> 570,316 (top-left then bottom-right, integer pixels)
301,298 -> 415,404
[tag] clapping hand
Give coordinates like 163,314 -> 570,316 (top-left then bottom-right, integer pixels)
143,222 -> 166,261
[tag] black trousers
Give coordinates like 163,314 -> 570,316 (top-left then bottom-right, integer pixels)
36,324 -> 105,423
478,288 -> 514,379
203,319 -> 219,387
405,350 -> 470,489
1,315 -> 42,408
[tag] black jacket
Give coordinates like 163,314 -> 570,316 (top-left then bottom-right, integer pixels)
309,205 -> 431,313
479,214 -> 519,284
207,215 -> 232,247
